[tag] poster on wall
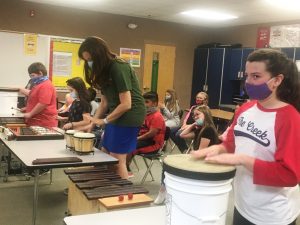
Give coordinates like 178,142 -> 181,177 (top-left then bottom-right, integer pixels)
120,48 -> 141,67
256,27 -> 270,48
269,24 -> 300,47
50,39 -> 84,87
53,52 -> 72,76
24,33 -> 38,56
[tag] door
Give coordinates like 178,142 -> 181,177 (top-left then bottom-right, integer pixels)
143,44 -> 176,102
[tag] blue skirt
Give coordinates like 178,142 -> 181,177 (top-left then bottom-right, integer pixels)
102,124 -> 139,154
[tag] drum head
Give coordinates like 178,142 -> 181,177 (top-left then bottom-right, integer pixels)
163,154 -> 236,181
66,129 -> 77,135
74,132 -> 95,139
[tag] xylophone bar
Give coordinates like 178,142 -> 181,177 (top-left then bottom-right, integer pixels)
64,166 -> 108,175
68,173 -> 120,182
76,179 -> 132,189
83,185 -> 149,200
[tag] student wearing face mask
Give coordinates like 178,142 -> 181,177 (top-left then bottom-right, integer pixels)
169,91 -> 209,153
78,37 -> 146,179
158,89 -> 181,128
126,91 -> 166,177
57,77 -> 91,130
18,62 -> 57,127
154,105 -> 218,205
180,105 -> 219,150
192,49 -> 300,225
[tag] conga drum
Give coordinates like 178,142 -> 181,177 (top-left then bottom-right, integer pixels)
163,154 -> 236,225
73,133 -> 96,153
65,130 -> 78,149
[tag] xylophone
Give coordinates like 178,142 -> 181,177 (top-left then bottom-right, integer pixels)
6,125 -> 64,141
65,166 -> 152,215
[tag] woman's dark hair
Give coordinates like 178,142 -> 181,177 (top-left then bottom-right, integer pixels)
28,62 -> 47,76
66,77 -> 90,109
247,49 -> 300,111
143,91 -> 159,103
78,37 -> 117,89
87,87 -> 97,101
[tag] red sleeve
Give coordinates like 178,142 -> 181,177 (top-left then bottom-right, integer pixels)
38,81 -> 54,105
253,106 -> 300,187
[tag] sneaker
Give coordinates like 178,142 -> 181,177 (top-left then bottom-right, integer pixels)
128,171 -> 134,178
154,189 -> 166,205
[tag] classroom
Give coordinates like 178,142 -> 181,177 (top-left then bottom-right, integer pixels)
0,1 -> 300,225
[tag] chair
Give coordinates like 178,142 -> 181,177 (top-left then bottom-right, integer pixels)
136,127 -> 171,184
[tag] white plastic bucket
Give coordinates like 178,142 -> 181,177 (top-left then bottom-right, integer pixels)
163,154 -> 235,225
165,172 -> 233,225
165,172 -> 232,225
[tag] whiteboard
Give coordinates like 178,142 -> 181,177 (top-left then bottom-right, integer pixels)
0,31 -> 50,87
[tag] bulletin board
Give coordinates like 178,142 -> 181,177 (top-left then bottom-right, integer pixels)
50,40 -> 85,87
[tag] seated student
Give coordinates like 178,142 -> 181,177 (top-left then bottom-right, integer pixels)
170,91 -> 209,152
158,89 -> 181,128
57,93 -> 74,117
87,87 -> 99,116
126,91 -> 166,177
154,105 -> 219,205
180,105 -> 219,151
19,62 -> 57,128
57,77 -> 91,131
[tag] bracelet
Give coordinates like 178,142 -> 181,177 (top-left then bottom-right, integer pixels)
103,118 -> 109,124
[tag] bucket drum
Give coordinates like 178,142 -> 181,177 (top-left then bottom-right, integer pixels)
163,154 -> 236,225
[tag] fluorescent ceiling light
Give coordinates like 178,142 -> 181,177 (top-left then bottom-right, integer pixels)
265,0 -> 300,10
181,10 -> 238,21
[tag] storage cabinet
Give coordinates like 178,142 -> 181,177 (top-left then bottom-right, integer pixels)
191,47 -> 300,108
191,48 -> 232,108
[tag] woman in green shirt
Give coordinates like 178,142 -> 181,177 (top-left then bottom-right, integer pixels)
78,37 -> 146,179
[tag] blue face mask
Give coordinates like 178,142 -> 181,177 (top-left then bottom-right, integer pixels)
70,91 -> 78,99
245,79 -> 273,100
195,118 -> 204,126
87,61 -> 93,69
30,76 -> 48,85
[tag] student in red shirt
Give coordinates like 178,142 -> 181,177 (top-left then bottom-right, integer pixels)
19,62 -> 57,128
127,91 -> 166,176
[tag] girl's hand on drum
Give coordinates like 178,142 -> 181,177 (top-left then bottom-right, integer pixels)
205,153 -> 255,171
191,145 -> 222,159
63,123 -> 72,130
205,153 -> 239,165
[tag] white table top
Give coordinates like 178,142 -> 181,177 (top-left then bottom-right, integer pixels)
64,206 -> 166,225
0,134 -> 118,168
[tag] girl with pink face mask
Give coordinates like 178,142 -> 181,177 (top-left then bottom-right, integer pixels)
192,49 -> 300,225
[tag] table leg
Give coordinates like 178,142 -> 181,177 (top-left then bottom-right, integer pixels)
49,169 -> 53,184
32,169 -> 40,225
